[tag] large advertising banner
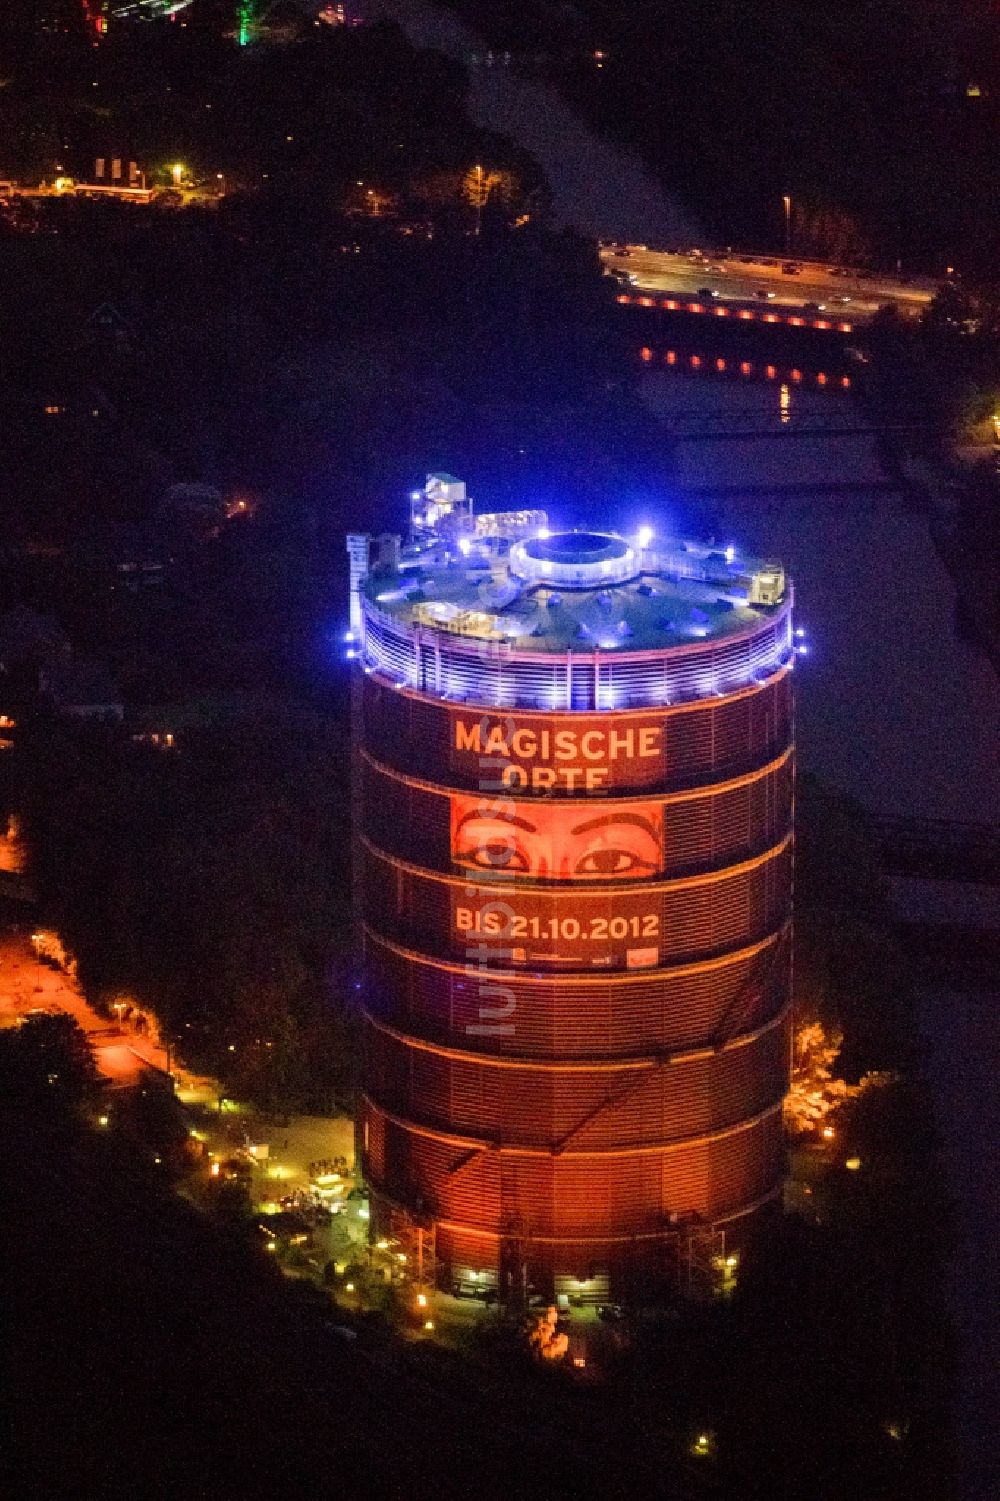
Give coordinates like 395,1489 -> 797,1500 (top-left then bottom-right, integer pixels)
450,793 -> 665,968
450,794 -> 664,882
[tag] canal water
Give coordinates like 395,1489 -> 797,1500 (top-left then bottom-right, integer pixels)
357,0 -> 694,244
643,365 -> 1000,825
641,362 -> 999,1501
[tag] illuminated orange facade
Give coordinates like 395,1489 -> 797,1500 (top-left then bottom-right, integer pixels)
351,493 -> 793,1298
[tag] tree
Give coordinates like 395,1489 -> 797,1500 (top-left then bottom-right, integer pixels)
0,1012 -> 98,1108
784,1020 -> 856,1138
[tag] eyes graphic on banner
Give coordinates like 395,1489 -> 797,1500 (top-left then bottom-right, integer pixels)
451,796 -> 663,881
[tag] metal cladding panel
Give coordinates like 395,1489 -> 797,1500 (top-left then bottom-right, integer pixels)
362,1101 -> 784,1237
362,926 -> 790,1057
363,1102 -> 386,1181
366,1119 -> 504,1228
360,750 -> 794,876
435,1227 -> 499,1276
361,840 -> 792,968
360,669 -> 793,792
363,1011 -> 789,1149
359,758 -> 453,871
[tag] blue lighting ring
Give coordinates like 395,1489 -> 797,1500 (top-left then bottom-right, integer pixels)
360,595 -> 794,714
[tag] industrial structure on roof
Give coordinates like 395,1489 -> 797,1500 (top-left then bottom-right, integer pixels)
348,474 -> 795,1305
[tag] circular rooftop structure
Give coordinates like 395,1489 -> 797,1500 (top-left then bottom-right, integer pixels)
511,531 -> 636,589
357,521 -> 791,713
528,531 -> 623,561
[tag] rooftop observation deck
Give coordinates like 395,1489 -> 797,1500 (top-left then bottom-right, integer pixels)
358,526 -> 793,713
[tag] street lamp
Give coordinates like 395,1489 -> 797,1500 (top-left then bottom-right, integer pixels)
171,163 -> 184,187
475,162 -> 483,237
782,194 -> 792,257
216,172 -> 226,196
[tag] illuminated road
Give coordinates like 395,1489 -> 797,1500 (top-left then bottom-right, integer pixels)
0,929 -> 353,1184
603,246 -> 937,322
0,932 -> 178,1081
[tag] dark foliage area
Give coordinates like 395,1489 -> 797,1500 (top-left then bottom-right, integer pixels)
10,704 -> 354,1111
0,1021 -> 646,1501
794,774 -> 917,1078
0,21 -> 670,550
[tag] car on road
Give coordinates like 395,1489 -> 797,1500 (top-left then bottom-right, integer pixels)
781,262 -> 801,275
696,286 -> 720,299
802,301 -> 826,313
836,293 -> 852,303
754,288 -> 777,300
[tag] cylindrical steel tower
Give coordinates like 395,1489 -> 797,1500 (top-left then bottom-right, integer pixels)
351,482 -> 793,1300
